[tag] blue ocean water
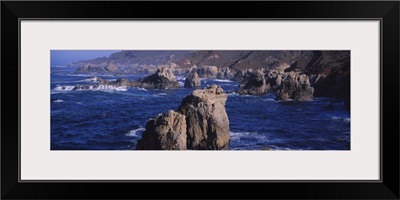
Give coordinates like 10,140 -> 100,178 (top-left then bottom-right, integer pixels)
51,67 -> 350,150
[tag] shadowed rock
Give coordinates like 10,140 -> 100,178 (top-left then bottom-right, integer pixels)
138,66 -> 180,89
136,84 -> 230,150
237,69 -> 270,95
195,66 -> 219,78
136,110 -> 187,150
275,72 -> 314,101
178,85 -> 230,150
184,71 -> 201,88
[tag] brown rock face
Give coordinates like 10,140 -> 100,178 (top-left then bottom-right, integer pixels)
237,69 -> 270,95
184,71 -> 201,88
275,72 -> 314,101
196,66 -> 219,78
136,110 -> 187,150
178,85 -> 230,150
138,66 -> 180,89
136,84 -> 230,150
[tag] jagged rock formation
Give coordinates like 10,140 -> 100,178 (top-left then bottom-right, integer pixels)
73,64 -> 107,74
71,50 -> 349,107
136,110 -> 187,150
136,84 -> 230,150
137,66 -> 180,89
178,85 -> 230,150
184,71 -> 201,88
193,66 -> 219,78
275,72 -> 314,101
237,69 -> 270,95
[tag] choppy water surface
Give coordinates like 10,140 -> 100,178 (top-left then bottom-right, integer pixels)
51,67 -> 350,150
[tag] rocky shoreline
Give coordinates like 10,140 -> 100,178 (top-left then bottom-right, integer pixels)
70,50 -> 350,108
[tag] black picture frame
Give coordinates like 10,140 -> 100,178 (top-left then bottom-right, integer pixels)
2,1 -> 399,199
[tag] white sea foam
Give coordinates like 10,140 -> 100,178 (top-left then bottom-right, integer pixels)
84,77 -> 100,82
53,99 -> 64,103
125,127 -> 145,137
178,81 -> 185,86
137,87 -> 148,91
332,117 -> 351,123
227,92 -> 238,96
53,85 -> 128,92
213,79 -> 233,83
54,85 -> 75,91
113,87 -> 128,92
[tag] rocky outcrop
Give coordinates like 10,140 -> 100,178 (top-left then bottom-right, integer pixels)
136,84 -> 230,150
195,66 -> 218,78
275,72 -> 314,101
266,70 -> 283,88
184,71 -> 201,88
237,69 -> 270,95
217,68 -> 234,79
105,63 -> 119,72
136,110 -> 187,150
73,64 -> 107,74
178,85 -> 230,150
137,66 -> 180,89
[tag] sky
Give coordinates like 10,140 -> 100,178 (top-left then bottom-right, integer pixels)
51,50 -> 121,66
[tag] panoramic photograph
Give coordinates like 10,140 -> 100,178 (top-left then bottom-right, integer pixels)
51,50 -> 350,150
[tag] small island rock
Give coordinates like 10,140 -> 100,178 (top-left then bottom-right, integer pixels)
184,71 -> 201,88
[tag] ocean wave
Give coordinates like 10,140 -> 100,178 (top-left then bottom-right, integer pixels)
125,127 -> 145,137
83,77 -> 101,82
213,79 -> 233,83
136,87 -> 148,91
53,85 -> 128,92
54,85 -> 75,91
53,99 -> 64,103
153,93 -> 167,97
178,81 -> 185,87
227,92 -> 238,96
230,131 -> 267,141
332,117 -> 350,123
263,98 -> 276,102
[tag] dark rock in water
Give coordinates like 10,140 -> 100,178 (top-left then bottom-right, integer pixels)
136,110 -> 187,150
184,71 -> 201,88
217,67 -> 233,79
178,84 -> 230,150
265,70 -> 283,88
237,69 -> 270,95
73,84 -> 92,90
114,78 -> 131,86
135,84 -> 230,150
138,66 -> 180,89
275,72 -> 314,101
195,66 -> 219,78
